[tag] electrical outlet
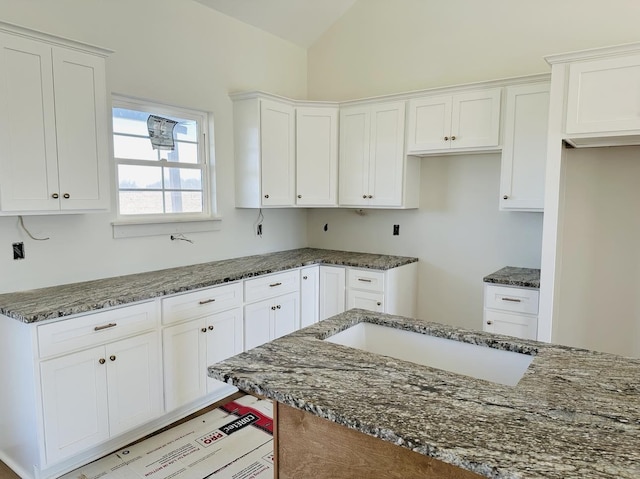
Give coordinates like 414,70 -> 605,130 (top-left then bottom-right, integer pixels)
13,242 -> 25,260
393,225 -> 400,236
323,223 -> 328,232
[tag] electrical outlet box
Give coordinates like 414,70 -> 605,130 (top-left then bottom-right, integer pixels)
13,242 -> 25,260
393,225 -> 400,236
257,224 -> 262,236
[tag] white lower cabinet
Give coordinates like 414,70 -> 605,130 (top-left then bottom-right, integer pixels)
162,308 -> 242,412
300,266 -> 320,327
483,284 -> 539,340
244,292 -> 299,350
38,306 -> 162,466
319,265 -> 346,320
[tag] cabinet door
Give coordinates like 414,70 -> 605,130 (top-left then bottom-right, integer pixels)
296,107 -> 338,206
0,33 -> 59,212
500,83 -> 550,211
273,292 -> 300,339
206,307 -> 243,394
40,346 -> 109,464
450,89 -> 501,149
406,95 -> 452,152
565,53 -> 640,134
369,102 -> 406,207
244,299 -> 273,350
338,106 -> 370,206
260,99 -> 295,206
52,47 -> 109,210
300,266 -> 320,328
106,332 -> 162,436
346,290 -> 385,313
319,266 -> 346,321
162,319 -> 207,411
484,310 -> 537,340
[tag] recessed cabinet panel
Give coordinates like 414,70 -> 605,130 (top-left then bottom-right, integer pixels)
451,90 -> 501,149
260,99 -> 295,206
338,106 -> 370,206
0,33 -> 58,211
369,103 -> 405,207
565,54 -> 640,134
319,266 -> 346,321
296,107 -> 338,206
500,82 -> 550,211
300,266 -> 320,328
407,96 -> 451,151
40,346 -> 110,465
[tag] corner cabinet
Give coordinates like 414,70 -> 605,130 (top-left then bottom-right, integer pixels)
406,88 -> 501,155
0,23 -> 111,214
232,92 -> 339,208
339,101 -> 420,208
499,81 -> 550,212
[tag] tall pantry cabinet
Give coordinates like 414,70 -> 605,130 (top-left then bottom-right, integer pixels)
0,22 -> 111,213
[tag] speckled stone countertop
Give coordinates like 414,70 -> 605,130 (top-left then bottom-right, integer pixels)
208,309 -> 640,479
483,266 -> 540,289
0,248 -> 417,323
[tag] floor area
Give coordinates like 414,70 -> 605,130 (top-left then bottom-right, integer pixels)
1,393 -> 273,479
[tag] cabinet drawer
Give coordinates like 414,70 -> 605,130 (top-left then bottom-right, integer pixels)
347,268 -> 385,293
244,270 -> 300,303
484,285 -> 539,315
37,301 -> 158,358
162,282 -> 242,325
484,309 -> 537,340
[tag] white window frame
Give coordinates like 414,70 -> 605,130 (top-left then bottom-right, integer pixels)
110,95 -> 220,238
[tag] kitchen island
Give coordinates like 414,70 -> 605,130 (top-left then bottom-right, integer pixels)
208,309 -> 640,479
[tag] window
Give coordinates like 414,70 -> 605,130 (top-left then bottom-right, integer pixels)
112,96 -> 211,219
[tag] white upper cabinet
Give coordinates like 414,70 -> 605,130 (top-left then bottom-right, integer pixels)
296,106 -> 338,206
0,25 -> 111,214
546,42 -> 640,147
500,81 -> 550,212
407,88 -> 502,154
339,101 -> 419,208
260,99 -> 296,206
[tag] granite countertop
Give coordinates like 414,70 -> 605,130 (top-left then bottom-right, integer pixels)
0,248 -> 417,323
208,309 -> 640,479
483,266 -> 541,289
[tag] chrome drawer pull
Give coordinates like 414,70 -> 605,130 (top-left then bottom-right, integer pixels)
94,323 -> 117,331
357,278 -> 372,283
199,298 -> 216,305
269,282 -> 282,287
501,297 -> 522,303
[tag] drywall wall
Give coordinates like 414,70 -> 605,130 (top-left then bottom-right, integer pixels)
0,0 -> 308,294
307,155 -> 543,330
306,0 -> 640,331
553,147 -> 640,357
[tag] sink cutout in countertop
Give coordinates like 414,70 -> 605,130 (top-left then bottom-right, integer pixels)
325,322 -> 533,386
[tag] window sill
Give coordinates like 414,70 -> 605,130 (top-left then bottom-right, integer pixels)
112,216 -> 222,239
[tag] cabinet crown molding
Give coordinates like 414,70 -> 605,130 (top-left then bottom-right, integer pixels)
0,20 -> 113,56
231,74 -> 550,107
545,41 -> 640,65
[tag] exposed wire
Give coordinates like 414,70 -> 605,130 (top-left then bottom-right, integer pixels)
18,216 -> 50,241
254,208 -> 264,237
170,233 -> 193,244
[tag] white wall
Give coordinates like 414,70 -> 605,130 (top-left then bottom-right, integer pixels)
306,0 -> 640,330
307,155 -> 543,330
553,147 -> 640,357
0,0 -> 308,294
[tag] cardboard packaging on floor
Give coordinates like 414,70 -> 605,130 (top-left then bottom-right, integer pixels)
60,395 -> 273,479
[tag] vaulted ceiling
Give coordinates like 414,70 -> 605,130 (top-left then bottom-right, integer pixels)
194,0 -> 357,48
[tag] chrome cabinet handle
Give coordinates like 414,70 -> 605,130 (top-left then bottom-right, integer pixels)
451,135 -> 456,141
208,325 -> 214,331
199,298 -> 216,305
109,355 -> 116,362
297,194 -> 302,199
358,278 -> 372,283
63,193 -> 70,199
503,195 -> 509,200
51,193 -> 59,199
376,302 -> 382,306
94,323 -> 117,331
302,276 -> 308,280
264,194 -> 270,199
444,136 -> 449,141
269,282 -> 282,287
201,327 -> 207,333
486,320 -> 493,325
362,194 -> 367,199
502,297 -> 522,303
99,358 -> 106,365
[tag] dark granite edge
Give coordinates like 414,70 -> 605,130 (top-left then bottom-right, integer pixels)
0,248 -> 418,323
